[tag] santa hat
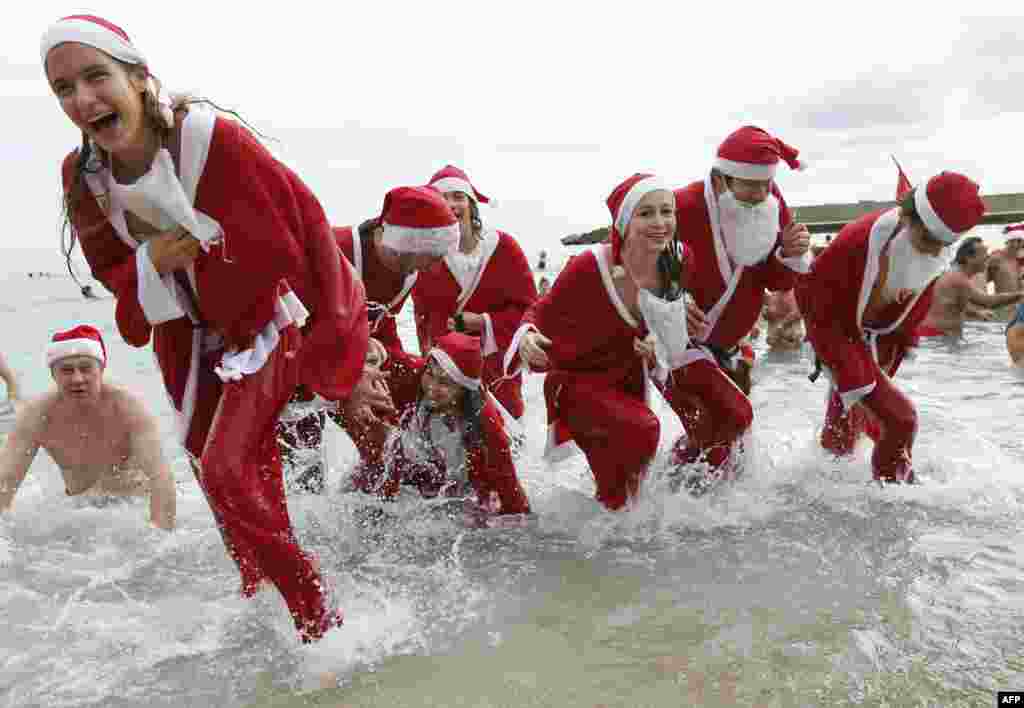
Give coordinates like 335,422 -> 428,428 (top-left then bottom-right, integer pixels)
41,15 -> 172,127
1003,223 -> 1024,236
606,173 -> 671,265
913,172 -> 986,244
379,186 -> 460,256
46,324 -> 106,368
428,332 -> 482,391
428,165 -> 493,206
714,125 -> 806,180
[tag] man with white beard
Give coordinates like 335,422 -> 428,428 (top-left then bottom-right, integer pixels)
670,126 -> 810,492
795,172 -> 986,484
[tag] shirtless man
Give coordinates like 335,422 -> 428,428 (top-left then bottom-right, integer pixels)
919,237 -> 1024,337
0,326 -> 175,529
1007,304 -> 1024,365
762,289 -> 804,351
987,229 -> 1024,317
0,350 -> 18,403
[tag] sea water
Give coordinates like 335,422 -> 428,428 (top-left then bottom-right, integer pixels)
0,236 -> 1022,708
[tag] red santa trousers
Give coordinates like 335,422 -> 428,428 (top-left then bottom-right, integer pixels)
660,359 -> 753,477
820,379 -> 916,483
185,326 -> 340,643
551,375 -> 660,510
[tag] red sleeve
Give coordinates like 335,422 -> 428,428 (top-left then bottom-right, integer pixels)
481,234 -> 538,352
522,252 -> 602,369
472,402 -> 530,514
198,119 -> 368,400
62,152 -> 152,347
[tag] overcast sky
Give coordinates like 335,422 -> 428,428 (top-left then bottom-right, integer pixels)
4,4 -> 1024,271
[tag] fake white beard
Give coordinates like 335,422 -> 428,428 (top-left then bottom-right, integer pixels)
718,190 -> 781,266
884,231 -> 945,298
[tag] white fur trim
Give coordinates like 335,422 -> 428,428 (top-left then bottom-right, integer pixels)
544,422 -> 582,465
856,208 -> 901,331
503,322 -> 539,377
839,381 -> 876,411
614,176 -> 671,238
595,245 -> 640,328
46,338 -> 104,367
428,348 -> 481,391
381,222 -> 460,256
713,157 -> 777,181
41,17 -> 145,66
775,248 -> 811,274
214,292 -> 309,382
136,243 -> 186,324
453,228 -> 501,314
481,313 -> 498,357
914,185 -> 958,243
431,177 -> 474,198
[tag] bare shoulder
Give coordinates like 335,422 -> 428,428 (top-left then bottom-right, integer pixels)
105,384 -> 159,431
8,393 -> 59,442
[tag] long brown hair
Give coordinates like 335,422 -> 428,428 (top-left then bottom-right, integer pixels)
59,65 -> 268,280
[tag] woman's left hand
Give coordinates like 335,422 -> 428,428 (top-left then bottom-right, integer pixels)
633,334 -> 658,366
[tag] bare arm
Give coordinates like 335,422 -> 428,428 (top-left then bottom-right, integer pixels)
0,400 -> 43,513
0,352 -> 18,400
965,282 -> 1023,309
122,394 -> 176,530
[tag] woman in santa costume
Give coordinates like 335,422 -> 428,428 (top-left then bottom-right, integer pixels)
353,331 -> 530,517
42,14 -> 383,642
671,126 -> 811,490
510,174 -> 705,510
411,165 -> 537,419
796,172 -> 986,483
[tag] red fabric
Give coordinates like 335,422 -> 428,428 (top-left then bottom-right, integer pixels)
921,172 -> 985,236
821,380 -> 916,483
913,324 -> 946,338
63,113 -> 368,642
349,351 -> 529,514
717,125 -> 803,171
428,164 -> 491,204
411,231 -> 536,418
189,326 -> 341,642
797,209 -> 935,482
674,181 -> 796,349
606,173 -> 656,266
662,359 -> 753,479
334,225 -> 409,353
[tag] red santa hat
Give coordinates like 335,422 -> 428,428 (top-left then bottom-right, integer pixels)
1003,223 -> 1024,236
913,172 -> 986,244
714,125 -> 806,180
46,324 -> 107,368
428,165 -> 492,206
41,15 -> 173,127
428,332 -> 482,391
379,186 -> 460,256
606,173 -> 672,265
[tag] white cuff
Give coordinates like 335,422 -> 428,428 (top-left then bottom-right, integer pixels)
775,249 -> 811,274
136,243 -> 187,325
481,313 -> 498,357
503,323 -> 539,377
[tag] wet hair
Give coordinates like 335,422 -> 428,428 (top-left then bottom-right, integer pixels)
467,198 -> 483,236
897,188 -> 926,230
955,236 -> 984,265
59,60 -> 267,282
357,216 -> 382,242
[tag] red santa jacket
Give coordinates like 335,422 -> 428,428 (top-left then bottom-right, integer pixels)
675,179 -> 800,351
796,208 -> 936,406
334,225 -> 416,353
411,230 -> 536,382
373,350 -> 530,515
64,108 -> 368,441
507,245 -> 650,462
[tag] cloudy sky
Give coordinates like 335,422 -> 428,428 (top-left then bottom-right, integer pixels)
4,4 -> 1024,271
